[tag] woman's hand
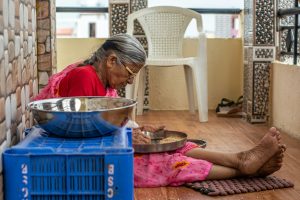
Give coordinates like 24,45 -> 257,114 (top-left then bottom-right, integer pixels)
132,128 -> 151,144
132,124 -> 165,144
138,124 -> 165,133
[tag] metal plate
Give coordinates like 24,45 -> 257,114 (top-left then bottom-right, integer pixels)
133,130 -> 187,153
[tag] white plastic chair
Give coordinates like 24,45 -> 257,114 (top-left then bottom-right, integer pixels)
126,6 -> 208,122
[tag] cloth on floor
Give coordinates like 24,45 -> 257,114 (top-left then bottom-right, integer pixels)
185,176 -> 294,196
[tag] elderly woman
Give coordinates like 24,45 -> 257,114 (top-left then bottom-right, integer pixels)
33,34 -> 286,188
33,33 -> 146,100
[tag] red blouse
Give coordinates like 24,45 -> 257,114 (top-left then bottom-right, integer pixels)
58,65 -> 106,97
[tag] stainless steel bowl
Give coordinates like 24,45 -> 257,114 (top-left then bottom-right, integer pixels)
28,97 -> 137,138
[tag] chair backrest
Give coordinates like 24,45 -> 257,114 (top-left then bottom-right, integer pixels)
127,6 -> 203,59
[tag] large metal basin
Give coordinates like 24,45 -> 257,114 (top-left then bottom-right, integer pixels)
28,97 -> 137,137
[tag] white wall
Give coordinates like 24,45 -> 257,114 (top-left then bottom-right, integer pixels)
57,38 -> 244,110
271,62 -> 300,139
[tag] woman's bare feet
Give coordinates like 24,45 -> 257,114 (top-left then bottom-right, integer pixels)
256,144 -> 286,177
236,127 -> 281,175
269,127 -> 282,143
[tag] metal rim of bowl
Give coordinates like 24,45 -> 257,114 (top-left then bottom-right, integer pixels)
28,96 -> 137,113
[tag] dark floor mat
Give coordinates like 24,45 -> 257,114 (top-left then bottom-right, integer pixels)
185,176 -> 294,196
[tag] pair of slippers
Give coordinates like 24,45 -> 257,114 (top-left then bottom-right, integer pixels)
216,96 -> 244,118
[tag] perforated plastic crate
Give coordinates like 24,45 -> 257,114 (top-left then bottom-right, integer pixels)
3,126 -> 133,200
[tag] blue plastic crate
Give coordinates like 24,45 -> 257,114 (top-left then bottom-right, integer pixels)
3,126 -> 133,200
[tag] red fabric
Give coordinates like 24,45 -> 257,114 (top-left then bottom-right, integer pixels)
58,65 -> 106,97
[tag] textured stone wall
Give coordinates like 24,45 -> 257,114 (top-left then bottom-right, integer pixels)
36,0 -> 56,90
243,0 -> 276,123
0,0 -> 38,198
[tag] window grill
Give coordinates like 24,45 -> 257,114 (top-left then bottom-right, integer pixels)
277,1 -> 300,65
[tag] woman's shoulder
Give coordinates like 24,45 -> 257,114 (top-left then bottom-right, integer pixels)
70,65 -> 96,75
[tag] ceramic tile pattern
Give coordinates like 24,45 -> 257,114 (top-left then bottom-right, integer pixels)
244,0 -> 276,123
109,0 -> 149,109
277,0 -> 300,65
244,0 -> 254,46
110,2 -> 130,36
253,47 -> 275,61
254,0 -> 275,45
277,0 -> 294,27
253,62 -> 270,115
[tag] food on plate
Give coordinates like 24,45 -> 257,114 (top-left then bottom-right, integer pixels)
159,136 -> 183,144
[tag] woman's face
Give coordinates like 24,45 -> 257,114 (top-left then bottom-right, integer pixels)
106,55 -> 143,89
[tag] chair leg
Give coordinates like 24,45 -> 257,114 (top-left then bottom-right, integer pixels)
184,65 -> 196,113
136,67 -> 146,115
192,62 -> 208,122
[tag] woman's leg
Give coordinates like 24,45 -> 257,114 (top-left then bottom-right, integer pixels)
185,127 -> 282,175
206,165 -> 241,180
206,144 -> 285,180
206,144 -> 285,179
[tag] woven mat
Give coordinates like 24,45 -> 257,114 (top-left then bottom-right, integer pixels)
185,176 -> 294,196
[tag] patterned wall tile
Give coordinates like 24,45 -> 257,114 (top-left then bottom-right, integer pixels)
254,0 -> 275,45
130,0 -> 147,12
253,62 -> 270,115
243,63 -> 251,113
109,1 -> 130,36
243,47 -> 253,114
279,29 -> 300,52
109,0 -> 149,110
133,20 -> 145,35
253,47 -> 275,61
136,35 -> 148,50
279,28 -> 300,65
277,0 -> 300,65
277,0 -> 294,27
110,0 -> 131,97
131,1 -> 148,109
244,0 -> 254,45
244,46 -> 253,62
246,100 -> 253,117
279,54 -> 293,64
244,0 -> 276,123
279,29 -> 289,53
279,54 -> 300,65
130,0 -> 147,35
251,114 -> 267,122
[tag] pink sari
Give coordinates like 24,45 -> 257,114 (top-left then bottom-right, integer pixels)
134,142 -> 213,187
32,63 -> 118,101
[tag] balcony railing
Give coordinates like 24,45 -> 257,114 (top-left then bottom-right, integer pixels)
56,7 -> 242,39
56,7 -> 242,14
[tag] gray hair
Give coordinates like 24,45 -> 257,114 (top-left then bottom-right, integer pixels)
83,34 -> 147,68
